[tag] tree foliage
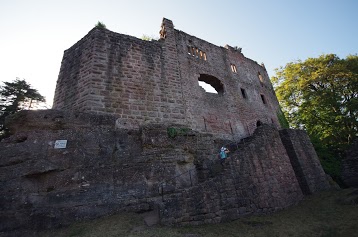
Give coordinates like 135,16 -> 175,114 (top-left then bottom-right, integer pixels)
276,107 -> 290,129
141,34 -> 159,41
0,78 -> 45,137
272,54 -> 358,179
95,21 -> 106,29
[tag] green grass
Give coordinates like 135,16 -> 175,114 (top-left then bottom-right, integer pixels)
38,188 -> 358,237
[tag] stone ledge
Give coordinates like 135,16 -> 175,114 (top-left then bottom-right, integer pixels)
4,109 -> 117,135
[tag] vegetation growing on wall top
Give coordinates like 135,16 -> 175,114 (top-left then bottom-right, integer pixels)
95,21 -> 106,29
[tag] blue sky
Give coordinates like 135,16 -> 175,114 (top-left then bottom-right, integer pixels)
1,0 -> 357,107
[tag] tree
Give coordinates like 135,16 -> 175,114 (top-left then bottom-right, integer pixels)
95,21 -> 106,29
272,54 -> 358,180
0,78 -> 45,138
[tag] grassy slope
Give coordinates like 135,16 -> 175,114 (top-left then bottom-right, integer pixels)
38,188 -> 358,237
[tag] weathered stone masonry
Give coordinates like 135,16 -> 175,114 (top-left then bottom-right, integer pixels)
160,125 -> 305,225
341,140 -> 358,187
0,18 -> 330,233
279,129 -> 329,194
0,110 -> 329,232
53,18 -> 281,139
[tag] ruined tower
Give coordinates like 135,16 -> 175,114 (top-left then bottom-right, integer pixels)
53,18 -> 281,139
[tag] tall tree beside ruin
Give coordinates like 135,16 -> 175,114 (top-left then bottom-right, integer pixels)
272,54 -> 358,178
0,78 -> 45,138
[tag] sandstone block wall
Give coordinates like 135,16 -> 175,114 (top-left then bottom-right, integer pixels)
279,129 -> 330,194
174,22 -> 281,139
160,125 -> 303,225
53,18 -> 281,139
341,140 -> 358,187
0,110 -> 330,233
53,25 -> 186,129
53,31 -> 95,111
0,110 -> 196,232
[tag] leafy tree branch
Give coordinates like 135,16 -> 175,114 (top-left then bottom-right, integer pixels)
0,78 -> 45,139
272,54 -> 358,181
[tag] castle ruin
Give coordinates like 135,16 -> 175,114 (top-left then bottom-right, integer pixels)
53,18 -> 281,139
0,18 -> 330,234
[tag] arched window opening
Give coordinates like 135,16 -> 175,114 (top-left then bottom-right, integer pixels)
198,74 -> 224,95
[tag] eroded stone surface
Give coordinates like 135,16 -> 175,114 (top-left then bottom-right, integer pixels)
342,140 -> 358,187
53,18 -> 281,140
0,110 -> 329,233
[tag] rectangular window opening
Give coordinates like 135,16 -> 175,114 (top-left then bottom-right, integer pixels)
187,44 -> 207,61
191,47 -> 195,56
187,46 -> 191,55
241,88 -> 247,99
260,94 -> 266,104
231,64 -> 237,73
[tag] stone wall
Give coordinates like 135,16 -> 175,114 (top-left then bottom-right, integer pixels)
160,125 -> 303,225
0,110 -> 212,232
341,139 -> 358,187
279,129 -> 330,194
53,30 -> 96,111
54,22 -> 186,129
53,18 -> 281,139
174,23 -> 281,139
0,110 -> 330,233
